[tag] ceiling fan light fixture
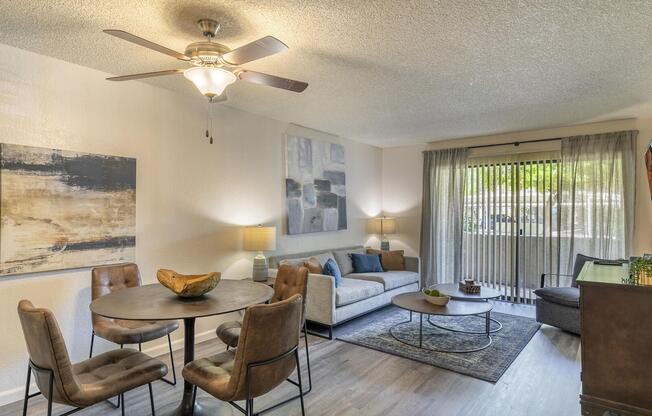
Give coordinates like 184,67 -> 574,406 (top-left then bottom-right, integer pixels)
184,66 -> 236,98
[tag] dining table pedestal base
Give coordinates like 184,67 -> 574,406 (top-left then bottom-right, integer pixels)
161,396 -> 234,416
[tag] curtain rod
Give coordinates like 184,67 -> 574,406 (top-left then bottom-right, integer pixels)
467,137 -> 562,149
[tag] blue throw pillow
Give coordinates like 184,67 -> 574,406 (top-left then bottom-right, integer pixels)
350,253 -> 384,273
323,258 -> 342,287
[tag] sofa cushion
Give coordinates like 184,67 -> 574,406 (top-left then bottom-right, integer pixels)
323,258 -> 343,288
367,249 -> 406,271
533,287 -> 580,308
350,253 -> 384,273
312,252 -> 336,268
346,271 -> 419,291
335,278 -> 384,307
279,257 -> 308,267
333,247 -> 366,275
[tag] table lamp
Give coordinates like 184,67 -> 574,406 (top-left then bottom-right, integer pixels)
370,216 -> 396,250
243,225 -> 277,281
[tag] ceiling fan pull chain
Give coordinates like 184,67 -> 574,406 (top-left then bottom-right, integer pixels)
210,118 -> 214,145
209,98 -> 214,144
205,99 -> 210,139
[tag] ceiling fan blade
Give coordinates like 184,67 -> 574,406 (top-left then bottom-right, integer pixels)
238,70 -> 308,92
221,36 -> 288,65
104,29 -> 191,61
106,69 -> 185,81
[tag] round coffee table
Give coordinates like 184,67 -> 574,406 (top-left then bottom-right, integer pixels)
428,283 -> 503,334
391,292 -> 493,353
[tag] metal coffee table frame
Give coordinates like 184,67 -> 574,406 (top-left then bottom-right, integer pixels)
427,314 -> 502,335
426,284 -> 503,334
389,310 -> 492,353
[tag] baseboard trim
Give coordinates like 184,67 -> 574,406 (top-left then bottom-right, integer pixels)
0,328 -> 219,407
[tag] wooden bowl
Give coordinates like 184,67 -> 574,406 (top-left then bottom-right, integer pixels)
422,289 -> 451,306
157,269 -> 221,298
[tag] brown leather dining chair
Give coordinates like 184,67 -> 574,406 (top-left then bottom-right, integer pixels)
90,263 -> 178,391
215,263 -> 311,411
184,294 -> 305,416
18,300 -> 168,416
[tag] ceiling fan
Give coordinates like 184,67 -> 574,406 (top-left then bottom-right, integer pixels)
104,19 -> 308,101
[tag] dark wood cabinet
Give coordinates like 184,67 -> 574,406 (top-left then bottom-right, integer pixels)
577,263 -> 652,416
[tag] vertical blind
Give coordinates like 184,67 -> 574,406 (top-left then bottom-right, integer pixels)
461,153 -> 561,303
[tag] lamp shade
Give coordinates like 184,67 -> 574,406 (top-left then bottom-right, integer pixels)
369,217 -> 397,235
184,67 -> 236,98
243,226 -> 277,251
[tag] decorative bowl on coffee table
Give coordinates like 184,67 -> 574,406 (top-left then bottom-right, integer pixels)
421,288 -> 451,306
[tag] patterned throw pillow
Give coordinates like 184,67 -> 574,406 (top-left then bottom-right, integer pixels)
367,249 -> 406,271
322,258 -> 342,287
350,253 -> 384,273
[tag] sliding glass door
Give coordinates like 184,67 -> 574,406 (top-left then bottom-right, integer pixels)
461,154 -> 561,303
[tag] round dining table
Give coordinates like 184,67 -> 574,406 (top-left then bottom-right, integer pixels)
90,279 -> 274,416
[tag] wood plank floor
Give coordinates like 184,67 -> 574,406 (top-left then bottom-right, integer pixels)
3,302 -> 581,416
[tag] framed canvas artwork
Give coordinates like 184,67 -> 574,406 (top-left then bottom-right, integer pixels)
0,143 -> 136,276
285,135 -> 347,234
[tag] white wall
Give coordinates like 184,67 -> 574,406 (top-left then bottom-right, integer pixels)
0,43 -> 382,405
381,144 -> 426,256
382,118 -> 652,258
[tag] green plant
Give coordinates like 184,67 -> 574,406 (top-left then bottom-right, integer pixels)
625,257 -> 652,285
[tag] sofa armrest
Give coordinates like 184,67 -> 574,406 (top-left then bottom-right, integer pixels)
306,273 -> 336,326
540,273 -> 573,288
405,256 -> 420,274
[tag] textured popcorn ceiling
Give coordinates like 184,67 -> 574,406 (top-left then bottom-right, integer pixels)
1,1 -> 652,147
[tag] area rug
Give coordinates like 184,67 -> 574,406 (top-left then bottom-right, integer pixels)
336,306 -> 540,382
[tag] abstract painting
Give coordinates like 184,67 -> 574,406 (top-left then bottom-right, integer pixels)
285,135 -> 347,234
0,143 -> 136,276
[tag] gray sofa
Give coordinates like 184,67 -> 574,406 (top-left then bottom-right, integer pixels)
269,245 -> 420,339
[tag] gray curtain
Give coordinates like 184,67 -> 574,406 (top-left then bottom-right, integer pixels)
560,130 -> 637,272
420,148 -> 469,286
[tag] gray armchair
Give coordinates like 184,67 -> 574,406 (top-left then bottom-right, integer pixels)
533,254 -> 598,335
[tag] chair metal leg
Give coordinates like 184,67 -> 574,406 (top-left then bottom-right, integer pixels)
138,343 -> 142,352
120,393 -> 125,416
148,383 -> 156,416
105,394 -> 120,408
46,367 -> 54,416
251,336 -> 311,415
25,361 -> 84,416
246,363 -> 252,416
294,350 -> 305,416
22,364 -> 31,416
161,334 -> 177,385
89,332 -> 95,358
302,323 -> 312,393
